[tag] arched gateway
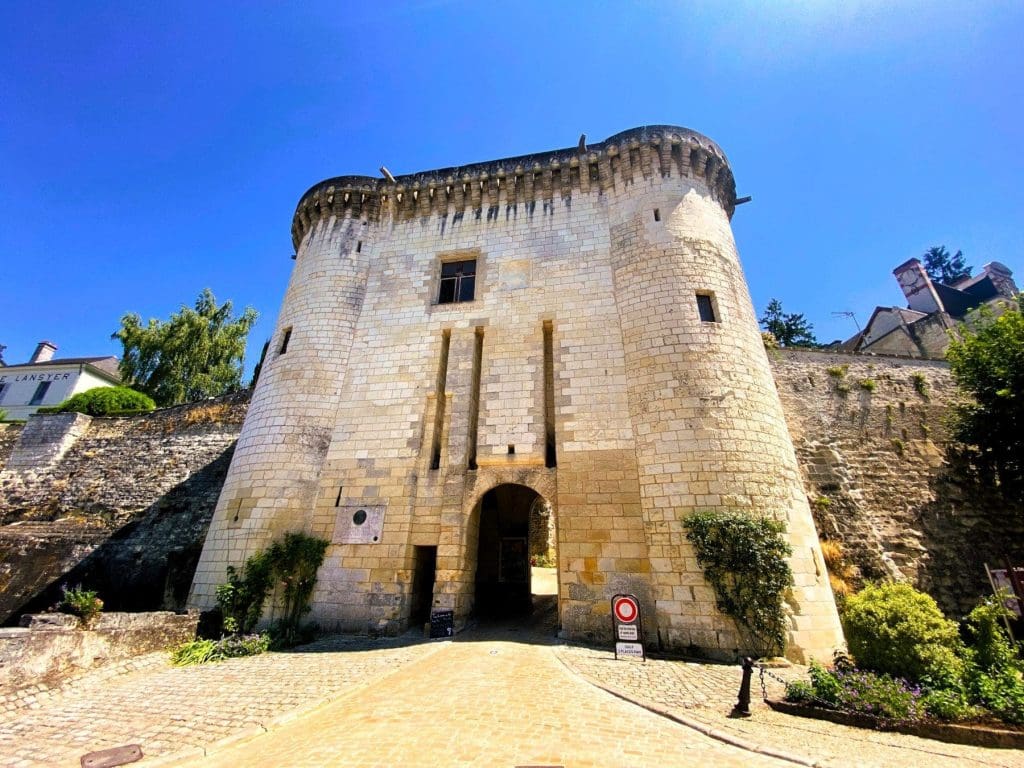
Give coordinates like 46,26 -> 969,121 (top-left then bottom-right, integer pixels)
470,484 -> 554,618
189,125 -> 845,662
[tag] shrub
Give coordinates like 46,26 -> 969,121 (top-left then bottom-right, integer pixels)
841,582 -> 964,689
60,584 -> 103,627
216,549 -> 274,635
683,510 -> 792,657
921,688 -> 978,721
530,553 -> 556,568
833,669 -> 923,721
787,659 -> 925,723
858,378 -> 877,393
962,593 -> 1019,671
962,595 -> 1024,724
807,660 -> 842,707
171,633 -> 269,666
827,365 -> 848,379
967,666 -> 1024,724
56,386 -> 156,416
0,408 -> 8,421
265,532 -> 329,647
214,531 -> 328,645
784,679 -> 815,703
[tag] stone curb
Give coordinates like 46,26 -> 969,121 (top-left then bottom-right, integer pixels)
135,639 -> 451,767
551,648 -> 836,768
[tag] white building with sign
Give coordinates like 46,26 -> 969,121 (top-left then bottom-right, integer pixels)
0,341 -> 120,420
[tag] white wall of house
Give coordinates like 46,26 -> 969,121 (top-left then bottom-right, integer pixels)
0,365 -> 117,420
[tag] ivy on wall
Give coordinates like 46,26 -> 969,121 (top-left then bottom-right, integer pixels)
683,510 -> 793,657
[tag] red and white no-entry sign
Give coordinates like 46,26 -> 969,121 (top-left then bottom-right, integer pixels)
613,595 -> 639,624
611,593 -> 645,661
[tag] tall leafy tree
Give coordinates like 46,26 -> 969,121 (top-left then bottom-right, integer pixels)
923,245 -> 972,285
113,289 -> 258,406
759,299 -> 817,347
946,294 -> 1024,501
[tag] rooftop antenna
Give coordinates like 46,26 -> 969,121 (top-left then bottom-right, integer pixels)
832,311 -> 861,332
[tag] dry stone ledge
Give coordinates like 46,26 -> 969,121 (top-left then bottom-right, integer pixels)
0,610 -> 198,693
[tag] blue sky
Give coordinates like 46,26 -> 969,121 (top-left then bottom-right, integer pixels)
2,1 -> 1022,375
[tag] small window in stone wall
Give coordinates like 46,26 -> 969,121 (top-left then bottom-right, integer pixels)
279,327 -> 293,354
29,381 -> 52,405
438,259 -> 476,304
696,293 -> 718,323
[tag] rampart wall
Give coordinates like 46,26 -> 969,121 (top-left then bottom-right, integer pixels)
0,352 -> 1019,628
772,349 -> 1024,614
0,394 -> 247,623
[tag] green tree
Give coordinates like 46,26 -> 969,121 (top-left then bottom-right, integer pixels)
946,294 -> 1024,500
759,299 -> 817,347
923,245 -> 971,285
113,289 -> 258,406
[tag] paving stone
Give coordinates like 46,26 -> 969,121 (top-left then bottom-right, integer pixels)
198,625 -> 787,768
2,626 -> 1021,767
0,635 -> 438,767
556,643 -> 1024,768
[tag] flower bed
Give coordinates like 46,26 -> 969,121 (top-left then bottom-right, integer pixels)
767,698 -> 1024,750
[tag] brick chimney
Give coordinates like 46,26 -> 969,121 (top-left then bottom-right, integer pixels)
893,259 -> 944,314
29,340 -> 58,364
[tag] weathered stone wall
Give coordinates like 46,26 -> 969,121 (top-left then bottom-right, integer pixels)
0,424 -> 24,467
0,348 -> 1017,634
0,394 -> 247,623
6,412 -> 93,469
0,611 -> 197,693
771,348 -> 1024,617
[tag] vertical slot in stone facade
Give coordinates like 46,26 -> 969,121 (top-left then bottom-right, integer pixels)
543,319 -> 557,468
430,330 -> 452,471
467,326 -> 484,471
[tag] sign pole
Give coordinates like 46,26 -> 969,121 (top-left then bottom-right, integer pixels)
986,563 -> 1017,642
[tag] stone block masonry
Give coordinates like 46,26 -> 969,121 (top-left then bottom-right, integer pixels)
6,412 -> 92,469
189,125 -> 845,662
0,353 -> 1017,650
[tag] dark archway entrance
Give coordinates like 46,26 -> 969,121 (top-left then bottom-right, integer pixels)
473,484 -> 555,620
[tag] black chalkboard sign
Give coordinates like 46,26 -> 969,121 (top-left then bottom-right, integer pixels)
429,609 -> 454,639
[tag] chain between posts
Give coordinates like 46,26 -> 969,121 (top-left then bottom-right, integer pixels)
759,665 -> 792,696
756,662 -> 885,717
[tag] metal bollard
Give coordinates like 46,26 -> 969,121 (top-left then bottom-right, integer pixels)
731,656 -> 754,717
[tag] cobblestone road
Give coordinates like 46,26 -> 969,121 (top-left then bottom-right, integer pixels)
197,627 -> 789,768
0,635 -> 440,768
2,618 -> 1023,767
556,644 -> 1024,768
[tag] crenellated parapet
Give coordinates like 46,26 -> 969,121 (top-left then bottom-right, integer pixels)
291,125 -> 736,249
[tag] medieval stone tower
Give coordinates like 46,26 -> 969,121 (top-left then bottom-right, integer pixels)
190,125 -> 844,662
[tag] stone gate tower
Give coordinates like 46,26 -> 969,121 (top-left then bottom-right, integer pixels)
190,125 -> 844,662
